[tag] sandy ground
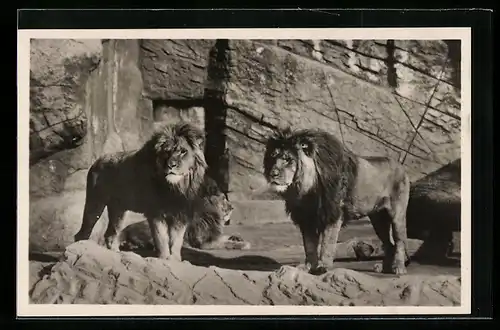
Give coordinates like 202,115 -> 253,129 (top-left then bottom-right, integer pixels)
184,221 -> 461,276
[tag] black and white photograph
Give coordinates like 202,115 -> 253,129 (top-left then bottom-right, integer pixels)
17,27 -> 471,316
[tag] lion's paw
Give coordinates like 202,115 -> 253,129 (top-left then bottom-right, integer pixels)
224,235 -> 252,250
392,264 -> 407,276
228,235 -> 244,242
373,262 -> 384,273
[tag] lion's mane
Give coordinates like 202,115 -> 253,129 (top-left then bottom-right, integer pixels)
264,127 -> 358,232
141,122 -> 208,202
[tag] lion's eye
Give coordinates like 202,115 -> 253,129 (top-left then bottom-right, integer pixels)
180,148 -> 187,156
300,143 -> 309,151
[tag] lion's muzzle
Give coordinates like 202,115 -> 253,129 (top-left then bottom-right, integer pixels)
167,159 -> 179,171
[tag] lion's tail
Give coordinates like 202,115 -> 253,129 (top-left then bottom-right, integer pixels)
74,164 -> 108,242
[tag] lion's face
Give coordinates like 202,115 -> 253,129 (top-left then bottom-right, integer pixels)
264,132 -> 318,195
151,123 -> 207,189
264,147 -> 299,193
157,137 -> 197,184
207,192 -> 234,226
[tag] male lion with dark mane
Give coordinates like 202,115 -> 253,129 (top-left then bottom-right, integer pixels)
74,122 -> 212,261
263,127 -> 411,276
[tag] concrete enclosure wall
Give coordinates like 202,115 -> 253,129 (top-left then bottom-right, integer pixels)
28,38 -> 461,250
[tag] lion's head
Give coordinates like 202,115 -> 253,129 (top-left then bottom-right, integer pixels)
263,128 -> 322,195
146,122 -> 208,196
263,127 -> 351,197
206,192 -> 234,226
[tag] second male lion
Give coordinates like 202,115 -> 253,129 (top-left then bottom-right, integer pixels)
74,122 -> 208,261
263,127 -> 411,275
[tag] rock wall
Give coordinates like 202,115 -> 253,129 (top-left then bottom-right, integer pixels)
29,40 -> 154,251
205,39 -> 461,198
136,39 -> 461,199
28,38 -> 461,251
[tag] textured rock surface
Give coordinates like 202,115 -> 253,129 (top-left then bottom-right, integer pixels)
30,39 -> 102,165
29,40 -> 154,252
205,40 -> 460,196
275,39 -> 460,116
140,39 -> 216,100
29,241 -> 461,306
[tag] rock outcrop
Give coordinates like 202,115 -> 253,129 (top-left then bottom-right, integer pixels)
29,241 -> 461,306
30,39 -> 102,165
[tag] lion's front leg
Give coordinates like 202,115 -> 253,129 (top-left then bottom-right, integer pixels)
390,217 -> 408,275
104,206 -> 127,252
296,225 -> 319,274
389,175 -> 411,275
148,217 -> 171,259
168,223 -> 188,262
313,218 -> 343,275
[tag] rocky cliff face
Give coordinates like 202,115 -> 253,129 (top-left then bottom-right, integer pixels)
210,39 -> 461,198
28,38 -> 461,251
29,40 -> 154,251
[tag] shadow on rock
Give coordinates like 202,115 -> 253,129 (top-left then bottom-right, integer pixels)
126,246 -> 283,272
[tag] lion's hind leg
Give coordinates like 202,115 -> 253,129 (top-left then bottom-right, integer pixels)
74,173 -> 108,242
386,173 -> 411,275
369,210 -> 395,274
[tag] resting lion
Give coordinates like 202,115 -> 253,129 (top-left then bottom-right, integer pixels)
74,122 -> 212,261
263,127 -> 411,275
120,176 -> 251,251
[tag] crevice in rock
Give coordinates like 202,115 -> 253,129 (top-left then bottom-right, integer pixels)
202,39 -> 232,195
444,40 -> 461,91
226,126 -> 266,145
386,40 -> 399,89
203,96 -> 229,195
226,106 -> 280,132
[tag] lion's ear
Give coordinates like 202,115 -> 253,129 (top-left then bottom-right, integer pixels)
193,135 -> 205,149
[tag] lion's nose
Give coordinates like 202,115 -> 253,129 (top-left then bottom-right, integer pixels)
270,168 -> 280,178
167,160 -> 178,169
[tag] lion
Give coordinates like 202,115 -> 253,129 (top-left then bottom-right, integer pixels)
263,127 -> 411,276
74,121 -> 209,261
120,175 -> 251,251
406,159 -> 461,263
